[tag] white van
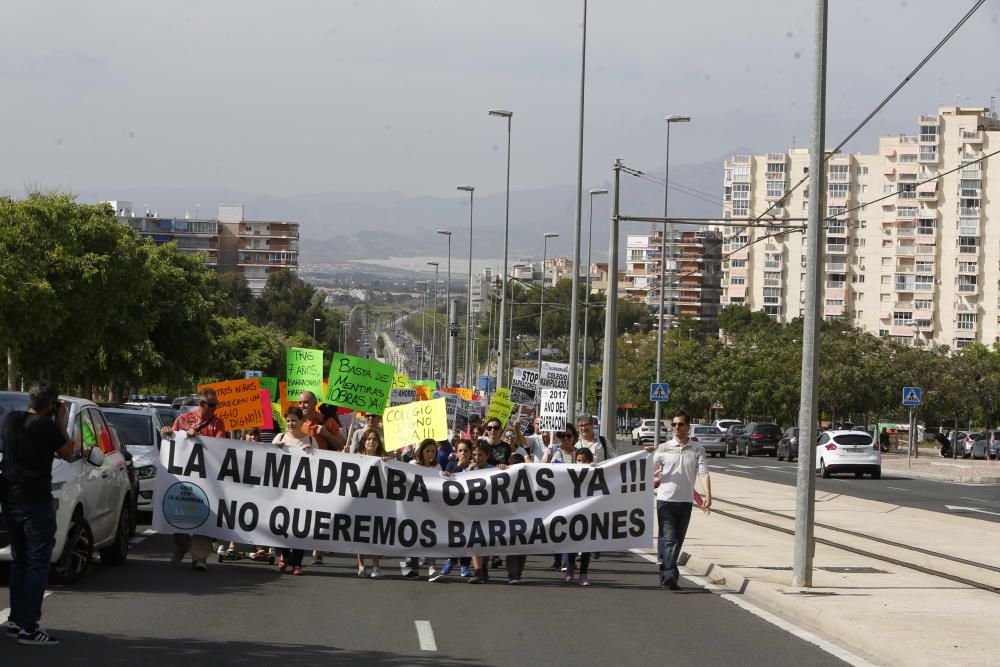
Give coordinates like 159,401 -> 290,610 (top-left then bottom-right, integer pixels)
0,392 -> 133,583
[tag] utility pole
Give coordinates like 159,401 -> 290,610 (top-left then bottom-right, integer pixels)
793,0 -> 829,589
447,299 -> 459,387
600,161 -> 621,440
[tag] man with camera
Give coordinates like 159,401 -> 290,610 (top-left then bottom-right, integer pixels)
0,381 -> 77,645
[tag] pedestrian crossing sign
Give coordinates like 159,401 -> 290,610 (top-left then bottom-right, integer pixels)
650,383 -> 670,402
901,386 -> 921,406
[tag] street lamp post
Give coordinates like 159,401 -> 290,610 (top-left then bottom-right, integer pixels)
437,229 -> 453,385
653,114 -> 691,450
489,108 -> 513,390
340,321 -> 349,355
313,318 -> 321,341
538,233 -> 559,380
416,280 -> 427,378
581,188 -> 608,416
427,262 -> 439,382
457,185 -> 475,388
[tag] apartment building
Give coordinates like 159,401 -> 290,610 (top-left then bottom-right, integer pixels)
716,105 -> 1000,348
623,229 -> 723,332
106,202 -> 299,294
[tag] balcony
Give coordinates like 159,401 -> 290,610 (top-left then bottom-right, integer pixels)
958,245 -> 979,255
896,246 -> 916,256
960,207 -> 981,217
914,283 -> 934,293
826,262 -> 847,272
918,115 -> 940,124
961,130 -> 983,143
896,227 -> 914,237
764,260 -> 781,269
899,135 -> 920,144
957,283 -> 977,293
915,263 -> 935,274
955,302 -> 977,313
825,281 -> 846,289
826,244 -> 847,253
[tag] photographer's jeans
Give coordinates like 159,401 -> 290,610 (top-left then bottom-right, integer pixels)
4,501 -> 57,633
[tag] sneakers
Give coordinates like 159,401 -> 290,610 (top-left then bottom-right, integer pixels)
216,544 -> 227,556
192,559 -> 207,572
311,555 -> 324,566
508,578 -> 520,585
459,565 -> 473,577
292,566 -> 303,576
579,575 -> 591,587
428,567 -> 444,582
370,567 -> 382,579
564,562 -> 575,582
170,548 -> 187,565
17,628 -> 60,646
358,565 -> 371,577
4,620 -> 20,638
404,569 -> 420,579
440,560 -> 454,576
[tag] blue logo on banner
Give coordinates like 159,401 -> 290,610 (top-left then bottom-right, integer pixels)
162,481 -> 211,531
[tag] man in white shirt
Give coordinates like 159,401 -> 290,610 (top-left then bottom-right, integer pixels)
522,416 -> 552,463
575,416 -> 614,463
652,409 -> 712,590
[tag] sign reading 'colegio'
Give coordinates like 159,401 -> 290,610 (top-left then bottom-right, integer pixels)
153,433 -> 653,557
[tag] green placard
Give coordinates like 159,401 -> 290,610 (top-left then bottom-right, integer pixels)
260,376 -> 278,396
325,352 -> 395,415
412,380 -> 437,392
286,348 -> 324,400
485,387 -> 514,426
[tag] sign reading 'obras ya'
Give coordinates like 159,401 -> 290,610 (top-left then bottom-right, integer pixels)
324,353 -> 394,415
382,397 -> 448,451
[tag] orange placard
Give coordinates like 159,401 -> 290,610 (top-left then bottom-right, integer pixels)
413,385 -> 431,401
279,381 -> 290,415
442,387 -> 473,401
197,378 -> 263,430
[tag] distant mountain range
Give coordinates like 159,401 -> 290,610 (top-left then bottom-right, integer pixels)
66,155 -> 733,263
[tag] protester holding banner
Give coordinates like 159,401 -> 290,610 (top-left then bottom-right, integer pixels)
444,438 -> 473,474
356,427 -> 386,578
576,416 -> 614,463
522,416 -> 552,462
272,406 -> 320,576
298,391 -> 345,452
403,439 -> 441,580
349,414 -> 382,453
544,425 -> 579,464
160,388 -> 228,572
562,448 -> 597,586
481,418 -> 511,466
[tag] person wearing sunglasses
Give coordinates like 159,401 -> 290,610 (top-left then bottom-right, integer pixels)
652,409 -> 712,591
544,425 -> 579,464
160,388 -> 228,572
575,416 -> 614,463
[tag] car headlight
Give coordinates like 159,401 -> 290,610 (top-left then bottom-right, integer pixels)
138,465 -> 156,480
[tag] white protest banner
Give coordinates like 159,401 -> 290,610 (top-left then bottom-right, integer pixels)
510,367 -> 539,407
153,433 -> 653,557
539,387 -> 569,432
540,361 -> 570,390
390,388 -> 417,407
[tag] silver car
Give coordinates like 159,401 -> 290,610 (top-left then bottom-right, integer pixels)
691,424 -> 727,457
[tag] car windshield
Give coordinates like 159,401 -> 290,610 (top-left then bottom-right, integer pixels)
757,424 -> 782,436
692,426 -> 717,435
104,412 -> 155,448
834,433 -> 873,447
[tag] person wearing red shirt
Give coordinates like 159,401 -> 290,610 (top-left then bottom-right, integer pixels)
159,388 -> 228,571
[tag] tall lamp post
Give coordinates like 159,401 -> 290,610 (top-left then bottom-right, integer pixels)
437,229 -> 453,385
313,318 -> 321,341
489,108 -> 513,390
340,320 -> 349,355
427,262 -> 440,382
538,233 -> 559,380
416,280 -> 427,378
581,187 -> 608,416
653,114 -> 691,450
457,185 -> 475,388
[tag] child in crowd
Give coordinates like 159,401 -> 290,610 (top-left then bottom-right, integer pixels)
440,439 -> 475,578
467,441 -> 495,584
564,448 -> 596,586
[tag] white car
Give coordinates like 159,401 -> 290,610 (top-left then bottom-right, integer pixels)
103,406 -> 173,513
816,429 -> 882,479
632,419 -> 667,447
0,392 -> 134,583
713,418 -> 742,433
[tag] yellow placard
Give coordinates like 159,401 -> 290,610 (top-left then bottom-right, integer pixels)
392,374 -> 410,388
442,387 -> 473,401
382,397 -> 449,451
197,378 -> 263,430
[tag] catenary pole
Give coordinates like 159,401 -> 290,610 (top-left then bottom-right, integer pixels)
600,161 -> 621,440
567,0 -> 588,423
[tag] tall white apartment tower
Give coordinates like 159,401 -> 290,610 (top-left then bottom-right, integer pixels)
717,105 -> 1000,349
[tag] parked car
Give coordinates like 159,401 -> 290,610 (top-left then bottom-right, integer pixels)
962,432 -> 986,459
736,422 -> 782,457
777,427 -> 800,462
632,419 -> 666,447
971,430 -> 1000,460
816,430 -> 881,479
0,391 -> 133,583
103,405 -> 173,515
690,424 -> 726,457
725,424 -> 745,454
712,419 -> 742,433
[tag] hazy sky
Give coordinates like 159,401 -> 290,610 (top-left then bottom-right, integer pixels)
3,0 -> 998,201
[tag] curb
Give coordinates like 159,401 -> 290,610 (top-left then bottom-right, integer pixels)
881,465 -> 1000,484
680,550 -> 926,667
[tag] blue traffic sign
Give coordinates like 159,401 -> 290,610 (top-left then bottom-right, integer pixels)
650,383 -> 670,402
902,386 -> 922,406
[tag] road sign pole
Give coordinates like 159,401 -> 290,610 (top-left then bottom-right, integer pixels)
907,406 -> 915,468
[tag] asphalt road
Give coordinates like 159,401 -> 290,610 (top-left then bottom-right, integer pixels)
1,529 -> 851,667
701,451 -> 1000,523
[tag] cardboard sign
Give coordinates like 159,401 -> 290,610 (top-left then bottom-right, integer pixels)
539,387 -> 569,432
511,368 -> 539,406
412,380 -> 437,393
485,388 -> 514,426
259,376 -> 278,397
286,348 -> 324,399
260,389 -> 274,430
433,391 -> 459,426
279,381 -> 290,415
392,374 -> 410,389
325,353 -> 394,415
390,387 -> 418,406
383,398 -> 449,452
540,361 -> 570,390
196,378 -> 263,430
413,385 -> 431,401
441,387 -> 474,401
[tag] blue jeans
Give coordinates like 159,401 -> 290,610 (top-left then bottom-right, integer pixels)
4,502 -> 57,632
656,500 -> 692,586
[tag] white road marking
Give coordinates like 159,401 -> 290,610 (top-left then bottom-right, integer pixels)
944,504 -> 1000,517
960,496 -> 987,502
631,550 -> 875,667
886,487 -> 909,492
414,620 -> 437,651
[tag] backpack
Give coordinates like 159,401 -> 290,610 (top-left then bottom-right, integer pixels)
598,435 -> 611,460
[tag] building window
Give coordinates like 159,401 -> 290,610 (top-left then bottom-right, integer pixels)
856,166 -> 869,175
954,338 -> 974,349
956,313 -> 977,330
919,125 -> 938,142
828,183 -> 850,198
893,312 -> 913,326
917,219 -> 935,235
914,300 -> 932,310
919,145 -> 937,161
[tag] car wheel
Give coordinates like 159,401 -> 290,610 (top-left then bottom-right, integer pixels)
51,511 -> 94,584
820,459 -> 831,478
100,499 -> 132,566
777,448 -> 785,462
871,468 -> 881,480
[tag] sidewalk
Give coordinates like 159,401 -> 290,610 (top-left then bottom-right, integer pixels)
880,451 -> 1000,483
678,472 -> 1000,666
